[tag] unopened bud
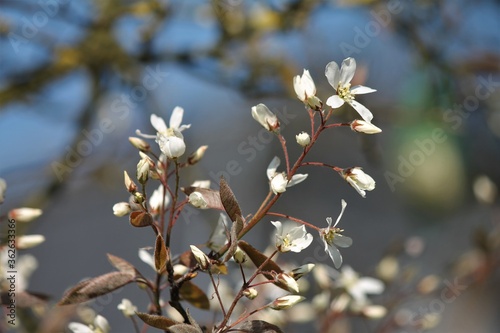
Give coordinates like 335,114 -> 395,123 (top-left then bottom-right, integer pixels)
113,202 -> 131,217
190,245 -> 210,270
251,103 -> 280,132
133,192 -> 145,204
188,192 -> 208,209
129,137 -> 151,152
233,247 -> 247,264
269,295 -> 305,310
417,275 -> 440,295
8,208 -> 43,222
124,171 -> 138,193
295,132 -> 311,147
137,159 -> 150,184
362,305 -> 387,319
17,234 -> 45,249
289,263 -> 315,280
188,146 -> 208,165
243,288 -> 258,300
276,273 -> 300,293
350,120 -> 382,134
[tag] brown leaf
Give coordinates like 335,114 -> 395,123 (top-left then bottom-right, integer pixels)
130,211 -> 153,227
136,312 -> 179,329
155,234 -> 168,273
219,177 -> 242,222
224,215 -> 244,263
179,281 -> 210,310
167,324 -> 203,333
182,187 -> 224,210
238,240 -> 287,290
238,320 -> 284,333
107,253 -> 138,277
179,249 -> 197,269
58,272 -> 135,305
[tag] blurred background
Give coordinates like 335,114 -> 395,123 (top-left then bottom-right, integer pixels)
0,0 -> 499,332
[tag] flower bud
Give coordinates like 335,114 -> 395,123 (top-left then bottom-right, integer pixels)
340,167 -> 375,198
188,145 -> 208,165
17,234 -> 45,249
289,263 -> 315,280
137,158 -> 150,184
128,136 -> 151,152
133,192 -> 145,204
190,245 -> 210,270
269,295 -> 305,310
362,305 -> 387,319
295,132 -> 311,147
113,202 -> 131,217
8,208 -> 43,222
350,120 -> 382,134
233,247 -> 247,264
251,103 -> 280,132
243,287 -> 258,300
188,192 -> 208,209
0,178 -> 6,204
276,273 -> 300,293
124,171 -> 138,193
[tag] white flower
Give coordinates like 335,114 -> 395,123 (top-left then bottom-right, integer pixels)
295,132 -> 311,147
293,69 -> 316,102
350,120 -> 382,134
267,156 -> 308,194
117,298 -> 137,317
335,266 -> 384,306
149,184 -> 170,214
136,107 -> 190,159
251,103 -> 280,132
271,221 -> 313,253
325,58 -> 376,122
341,167 -> 376,198
8,208 -> 42,222
319,199 -> 352,269
188,191 -> 208,209
112,202 -> 131,217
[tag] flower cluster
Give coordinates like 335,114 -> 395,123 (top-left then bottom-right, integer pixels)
56,57 -> 386,333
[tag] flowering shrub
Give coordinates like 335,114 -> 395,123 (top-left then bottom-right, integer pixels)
1,57 -> 498,333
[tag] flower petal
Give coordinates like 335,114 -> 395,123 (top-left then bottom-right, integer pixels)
325,61 -> 340,89
267,156 -> 281,180
326,95 -> 345,108
348,100 -> 373,123
351,85 -> 377,95
357,277 -> 385,295
327,244 -> 343,269
333,234 -> 353,248
339,57 -> 356,86
169,106 -> 184,129
288,173 -> 308,187
346,177 -> 366,198
333,199 -> 347,227
271,221 -> 283,235
150,114 -> 167,133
